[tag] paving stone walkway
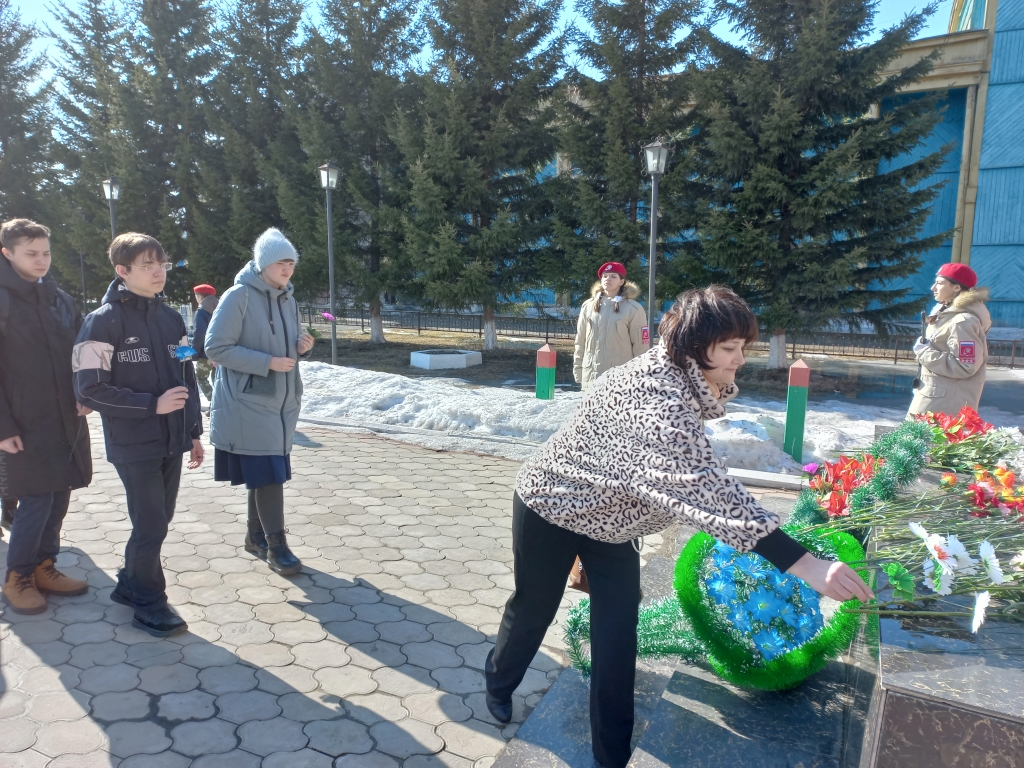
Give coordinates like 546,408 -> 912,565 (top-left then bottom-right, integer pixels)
0,417 -> 633,768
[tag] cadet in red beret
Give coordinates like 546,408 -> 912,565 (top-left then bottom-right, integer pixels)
909,263 -> 990,417
573,262 -> 649,391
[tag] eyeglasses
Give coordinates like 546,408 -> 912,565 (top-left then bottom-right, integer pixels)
130,262 -> 173,274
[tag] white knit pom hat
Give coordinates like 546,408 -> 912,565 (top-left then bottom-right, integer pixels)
253,228 -> 298,272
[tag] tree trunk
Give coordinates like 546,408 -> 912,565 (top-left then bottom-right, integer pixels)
768,329 -> 787,370
483,305 -> 498,351
369,297 -> 387,344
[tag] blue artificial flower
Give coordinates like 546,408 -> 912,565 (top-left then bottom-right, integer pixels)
775,599 -> 801,629
727,606 -> 753,634
798,583 -> 822,614
734,555 -> 769,581
706,575 -> 737,606
744,588 -> 786,625
712,544 -> 736,569
752,628 -> 793,661
792,614 -> 822,645
174,345 -> 197,361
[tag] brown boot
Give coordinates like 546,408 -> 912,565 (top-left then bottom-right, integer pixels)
2,571 -> 47,614
33,559 -> 88,597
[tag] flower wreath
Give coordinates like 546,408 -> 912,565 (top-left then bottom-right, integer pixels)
674,525 -> 866,690
564,525 -> 866,691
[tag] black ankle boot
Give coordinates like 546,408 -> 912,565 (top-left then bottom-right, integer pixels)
244,528 -> 268,559
265,531 -> 302,576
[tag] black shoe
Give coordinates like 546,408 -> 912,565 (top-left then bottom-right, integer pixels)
132,605 -> 188,638
244,529 -> 269,559
485,692 -> 513,724
265,531 -> 302,576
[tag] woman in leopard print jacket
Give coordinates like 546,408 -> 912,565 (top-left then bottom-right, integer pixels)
484,286 -> 872,768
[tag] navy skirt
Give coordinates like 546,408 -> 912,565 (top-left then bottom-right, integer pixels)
214,449 -> 292,490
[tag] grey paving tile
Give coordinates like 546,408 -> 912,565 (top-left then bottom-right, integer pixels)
370,718 -> 445,758
237,715 -> 308,755
32,718 -> 108,756
106,719 -> 172,758
170,717 -> 239,756
303,718 -> 375,756
158,689 -> 217,721
216,689 -> 282,723
90,689 -> 152,721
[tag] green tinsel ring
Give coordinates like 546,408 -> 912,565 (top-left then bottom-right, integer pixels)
673,525 -> 867,691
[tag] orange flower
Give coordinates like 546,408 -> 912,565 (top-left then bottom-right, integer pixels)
940,472 -> 958,488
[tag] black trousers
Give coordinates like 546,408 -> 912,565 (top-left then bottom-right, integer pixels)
486,494 -> 640,768
114,455 -> 182,610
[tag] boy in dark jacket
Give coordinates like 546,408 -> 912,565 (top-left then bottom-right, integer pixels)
73,232 -> 204,637
191,283 -> 218,409
0,219 -> 93,614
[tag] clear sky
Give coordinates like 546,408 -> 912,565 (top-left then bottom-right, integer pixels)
14,0 -> 955,71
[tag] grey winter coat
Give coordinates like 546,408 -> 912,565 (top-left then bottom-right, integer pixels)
205,262 -> 308,456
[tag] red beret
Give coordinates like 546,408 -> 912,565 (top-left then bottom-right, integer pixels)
597,262 -> 627,278
937,263 -> 977,289
193,284 -> 216,295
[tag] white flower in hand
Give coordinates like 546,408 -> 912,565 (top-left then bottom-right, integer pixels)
972,591 -> 991,633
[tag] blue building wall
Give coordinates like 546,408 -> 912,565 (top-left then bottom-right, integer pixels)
878,88 -> 966,303
970,0 -> 1024,326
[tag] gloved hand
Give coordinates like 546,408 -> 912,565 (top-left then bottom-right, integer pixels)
913,337 -> 930,356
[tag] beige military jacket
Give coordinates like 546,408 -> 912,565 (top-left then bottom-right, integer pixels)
573,281 -> 650,390
909,288 -> 991,417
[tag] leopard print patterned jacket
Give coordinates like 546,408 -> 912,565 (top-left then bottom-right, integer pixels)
515,343 -> 780,552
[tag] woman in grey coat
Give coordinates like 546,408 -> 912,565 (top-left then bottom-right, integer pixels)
205,228 -> 314,575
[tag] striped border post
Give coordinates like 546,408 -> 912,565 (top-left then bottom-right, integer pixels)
783,360 -> 810,462
536,343 -> 556,400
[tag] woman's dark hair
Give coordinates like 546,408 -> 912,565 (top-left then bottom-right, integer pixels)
659,285 -> 759,370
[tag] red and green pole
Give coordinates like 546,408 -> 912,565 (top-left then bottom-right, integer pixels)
536,343 -> 556,400
783,360 -> 810,463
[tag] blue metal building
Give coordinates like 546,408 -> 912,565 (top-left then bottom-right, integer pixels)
885,0 -> 1024,326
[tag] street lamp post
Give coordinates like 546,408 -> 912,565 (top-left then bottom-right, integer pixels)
643,139 -> 670,337
318,161 -> 341,365
101,177 -> 120,240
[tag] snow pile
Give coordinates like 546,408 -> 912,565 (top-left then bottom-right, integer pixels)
300,363 -> 581,448
298,362 -> 1023,467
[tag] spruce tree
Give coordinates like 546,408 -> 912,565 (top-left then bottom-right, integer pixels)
47,0 -> 134,302
682,0 -> 948,367
543,0 -> 705,307
202,0 -> 304,292
399,0 -> 562,349
129,0 -> 220,299
296,0 -> 422,342
0,0 -> 51,225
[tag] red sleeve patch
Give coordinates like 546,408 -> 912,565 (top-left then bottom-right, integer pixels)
641,326 -> 650,344
959,340 -> 976,364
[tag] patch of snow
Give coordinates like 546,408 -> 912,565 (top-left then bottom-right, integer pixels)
297,363 -> 1024,467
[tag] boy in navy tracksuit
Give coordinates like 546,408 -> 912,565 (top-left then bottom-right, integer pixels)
73,233 -> 204,637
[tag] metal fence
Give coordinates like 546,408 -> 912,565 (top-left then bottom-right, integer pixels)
747,331 -> 1023,369
300,306 -> 577,342
300,306 -> 1024,368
